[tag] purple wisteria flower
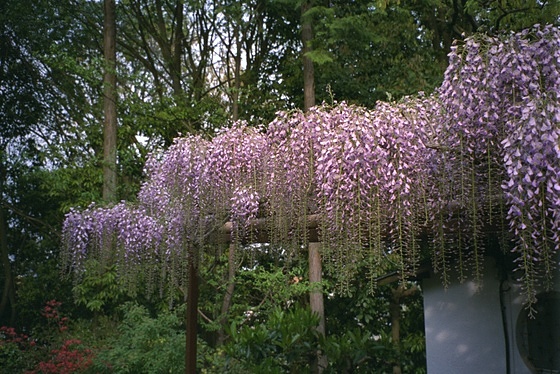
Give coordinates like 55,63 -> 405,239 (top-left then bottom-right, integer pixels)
61,24 -> 560,307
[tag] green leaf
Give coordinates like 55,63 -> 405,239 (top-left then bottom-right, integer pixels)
304,49 -> 333,65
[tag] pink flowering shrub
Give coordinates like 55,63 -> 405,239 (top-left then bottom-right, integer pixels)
28,339 -> 93,374
1,300 -> 96,374
42,300 -> 69,333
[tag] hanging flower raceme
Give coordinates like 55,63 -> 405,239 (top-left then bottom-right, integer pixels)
206,123 -> 269,241
62,129 -> 270,296
502,97 -> 560,303
230,186 -> 260,234
440,24 -> 560,303
60,202 -> 163,294
61,206 -> 94,278
264,101 -> 441,288
310,104 -> 382,284
265,108 -> 330,249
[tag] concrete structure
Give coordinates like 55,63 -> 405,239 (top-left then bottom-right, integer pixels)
422,257 -> 559,374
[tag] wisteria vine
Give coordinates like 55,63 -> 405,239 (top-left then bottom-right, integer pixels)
62,25 -> 560,306
439,24 -> 560,304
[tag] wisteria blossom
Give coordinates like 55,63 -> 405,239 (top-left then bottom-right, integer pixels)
61,25 -> 560,306
440,24 -> 560,303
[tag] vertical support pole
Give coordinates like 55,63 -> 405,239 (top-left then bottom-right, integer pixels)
390,286 -> 402,374
185,259 -> 199,374
309,242 -> 327,373
217,243 -> 236,346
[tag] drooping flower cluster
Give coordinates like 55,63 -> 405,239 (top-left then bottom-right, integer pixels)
62,126 -> 270,294
439,24 -> 560,303
206,124 -> 269,238
61,25 -> 560,305
265,96 -> 465,289
61,202 -> 163,293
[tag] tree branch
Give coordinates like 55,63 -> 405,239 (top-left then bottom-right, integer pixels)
0,200 -> 61,239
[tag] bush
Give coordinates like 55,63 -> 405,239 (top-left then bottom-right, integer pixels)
29,339 -> 94,374
90,302 -> 185,374
0,325 -> 38,373
1,300 -> 95,374
224,306 -> 321,373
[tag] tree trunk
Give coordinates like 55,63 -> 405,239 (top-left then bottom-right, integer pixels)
0,159 -> 16,325
303,14 -> 321,371
0,207 -> 15,325
171,0 -> 184,98
301,0 -> 315,111
309,242 -> 326,373
232,30 -> 242,122
185,256 -> 199,374
103,0 -> 117,203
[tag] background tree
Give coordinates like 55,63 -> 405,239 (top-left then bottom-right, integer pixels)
0,0 -> 101,325
303,0 -> 560,107
103,0 -> 118,202
301,0 -> 316,111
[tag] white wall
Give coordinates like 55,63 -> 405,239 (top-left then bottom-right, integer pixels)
422,257 -> 532,374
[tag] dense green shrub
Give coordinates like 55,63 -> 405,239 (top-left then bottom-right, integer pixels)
90,303 -> 185,374
224,306 -> 321,373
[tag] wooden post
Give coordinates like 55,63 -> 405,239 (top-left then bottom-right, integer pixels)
217,243 -> 236,346
390,289 -> 402,374
185,259 -> 199,374
308,242 -> 327,373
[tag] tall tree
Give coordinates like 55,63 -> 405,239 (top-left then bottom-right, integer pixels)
301,0 -> 315,111
103,0 -> 118,202
118,0 -> 222,142
0,0 -> 107,328
0,0 -> 52,324
211,0 -> 301,123
0,160 -> 15,325
300,4 -> 325,371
